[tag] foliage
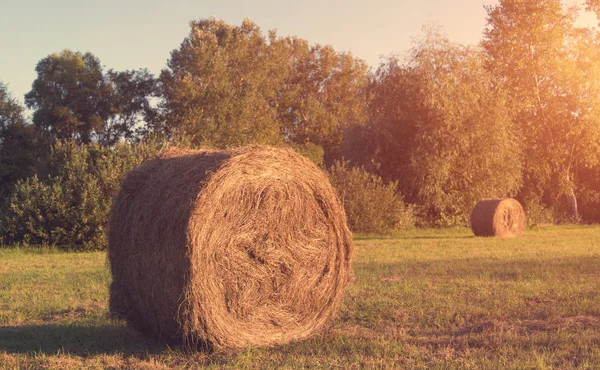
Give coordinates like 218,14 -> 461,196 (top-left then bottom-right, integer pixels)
25,50 -> 156,145
292,142 -> 325,168
276,38 -> 369,161
157,19 -> 285,148
328,161 -> 414,233
0,83 -> 43,202
586,0 -> 600,19
521,195 -> 555,226
483,0 -> 600,220
0,82 -> 26,129
346,28 -> 522,226
157,18 -> 368,161
103,69 -> 158,145
0,140 -> 163,250
577,163 -> 600,223
7,13 -> 600,234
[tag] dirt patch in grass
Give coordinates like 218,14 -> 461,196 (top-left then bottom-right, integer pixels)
41,306 -> 102,322
380,276 -> 402,282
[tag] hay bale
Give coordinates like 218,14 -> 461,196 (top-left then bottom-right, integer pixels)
470,198 -> 526,237
108,146 -> 353,350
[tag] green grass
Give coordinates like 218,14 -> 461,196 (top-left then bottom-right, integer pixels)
2,226 -> 600,369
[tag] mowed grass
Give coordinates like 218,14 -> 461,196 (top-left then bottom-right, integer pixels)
2,226 -> 600,369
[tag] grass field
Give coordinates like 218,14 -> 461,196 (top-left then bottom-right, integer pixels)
1,226 -> 600,369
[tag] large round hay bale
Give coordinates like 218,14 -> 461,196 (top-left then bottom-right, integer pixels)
470,198 -> 526,237
107,146 -> 353,350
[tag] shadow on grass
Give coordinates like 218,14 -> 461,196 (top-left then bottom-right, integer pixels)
0,322 -> 168,356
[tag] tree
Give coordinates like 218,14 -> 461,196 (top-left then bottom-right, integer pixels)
157,18 -> 368,160
25,50 -> 156,145
0,83 -> 26,130
277,37 -> 368,161
346,28 -> 522,226
483,0 -> 600,221
157,19 -> 287,148
0,83 -> 41,199
577,162 -> 600,223
586,0 -> 600,18
25,50 -> 107,144
104,69 -> 157,145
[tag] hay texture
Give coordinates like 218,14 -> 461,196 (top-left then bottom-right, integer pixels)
108,146 -> 353,350
470,198 -> 526,238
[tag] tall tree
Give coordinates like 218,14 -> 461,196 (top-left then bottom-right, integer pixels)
157,19 -> 287,148
0,83 -> 26,130
104,69 -> 157,145
0,83 -> 41,199
25,50 -> 155,145
346,28 -> 522,226
25,50 -> 107,144
277,37 -> 368,161
157,18 -> 368,159
483,0 -> 600,220
586,0 -> 600,18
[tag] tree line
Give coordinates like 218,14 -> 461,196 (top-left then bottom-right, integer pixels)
2,0 -> 600,232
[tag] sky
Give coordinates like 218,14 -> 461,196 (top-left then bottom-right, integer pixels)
0,0 -> 596,106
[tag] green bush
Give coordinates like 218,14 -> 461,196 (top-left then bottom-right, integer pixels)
293,142 -> 325,168
328,161 -> 415,233
0,140 -> 163,250
522,196 -> 554,226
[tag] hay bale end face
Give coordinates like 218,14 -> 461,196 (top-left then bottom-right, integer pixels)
108,146 -> 353,350
470,198 -> 526,238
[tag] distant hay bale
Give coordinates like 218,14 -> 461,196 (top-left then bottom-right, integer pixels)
107,146 -> 354,350
470,198 -> 526,238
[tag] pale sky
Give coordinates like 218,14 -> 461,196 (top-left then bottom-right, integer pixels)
0,0 -> 595,106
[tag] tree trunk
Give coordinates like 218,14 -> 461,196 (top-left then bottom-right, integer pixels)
565,158 -> 579,223
565,190 -> 579,222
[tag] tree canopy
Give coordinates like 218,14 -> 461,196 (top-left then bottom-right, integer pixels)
157,18 -> 368,160
25,50 -> 155,145
4,9 -> 600,228
157,19 -> 287,148
0,83 -> 40,198
483,0 -> 600,220
346,28 -> 522,225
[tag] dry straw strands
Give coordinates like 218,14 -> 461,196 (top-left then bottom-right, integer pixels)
108,146 -> 354,350
470,198 -> 526,238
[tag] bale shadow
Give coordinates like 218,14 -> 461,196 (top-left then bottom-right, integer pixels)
0,322 -> 168,356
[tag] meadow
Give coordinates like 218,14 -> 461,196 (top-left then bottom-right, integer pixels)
1,226 -> 600,369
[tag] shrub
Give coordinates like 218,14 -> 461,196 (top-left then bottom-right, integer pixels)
522,196 -> 554,226
0,140 -> 163,250
293,142 -> 325,168
328,161 -> 414,233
